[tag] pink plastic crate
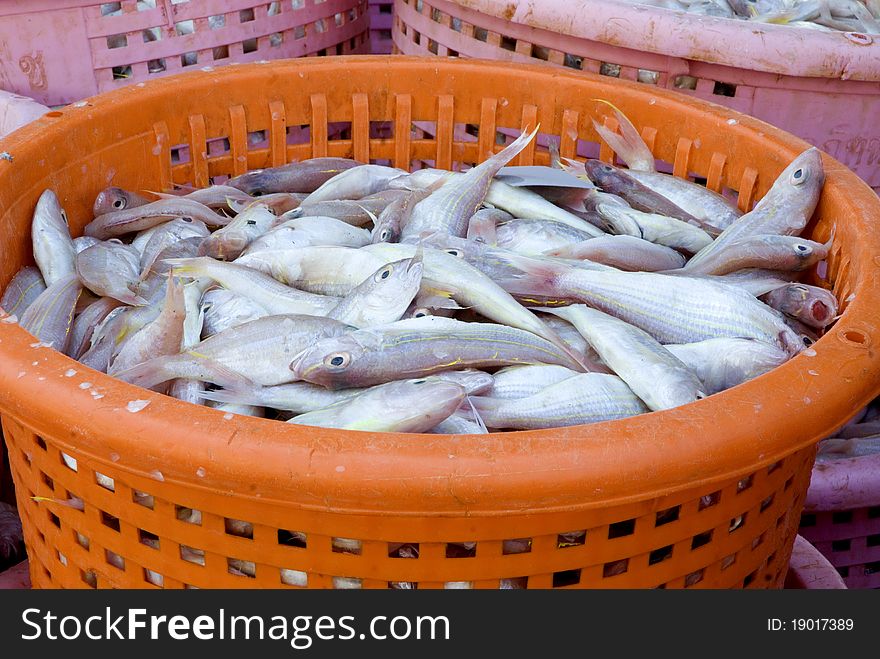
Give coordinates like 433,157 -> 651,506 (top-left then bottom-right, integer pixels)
392,0 -> 880,189
0,0 -> 371,107
784,536 -> 847,589
368,0 -> 393,54
799,454 -> 880,589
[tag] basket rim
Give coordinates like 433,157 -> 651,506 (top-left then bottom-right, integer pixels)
424,0 -> 880,82
1,55 -> 879,515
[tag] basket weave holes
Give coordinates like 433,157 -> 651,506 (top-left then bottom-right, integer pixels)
557,530 -> 586,548
501,538 -> 531,555
224,518 -> 253,539
100,511 -> 121,532
552,569 -> 581,587
684,568 -> 704,587
445,542 -> 476,558
691,530 -> 713,550
728,513 -> 746,533
105,548 -> 125,571
278,528 -> 307,548
698,490 -> 721,511
648,545 -> 673,565
388,543 -> 419,558
138,528 -> 159,549
332,537 -> 362,555
655,505 -> 680,527
602,559 -> 628,578
607,518 -> 636,539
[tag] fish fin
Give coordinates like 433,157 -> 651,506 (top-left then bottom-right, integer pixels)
355,204 -> 379,227
559,157 -> 590,179
417,292 -> 465,311
464,396 -> 489,434
548,138 -> 563,170
110,354 -> 183,388
491,252 -> 569,296
197,387 -> 257,405
484,124 -> 541,170
590,100 -> 655,172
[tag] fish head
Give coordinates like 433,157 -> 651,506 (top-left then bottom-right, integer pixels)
35,189 -> 68,229
582,160 -> 622,190
756,148 -> 825,218
370,211 -> 400,244
93,187 -> 131,216
382,378 -> 468,423
199,232 -> 248,261
289,334 -> 371,389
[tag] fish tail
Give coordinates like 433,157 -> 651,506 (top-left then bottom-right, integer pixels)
163,256 -> 207,278
590,100 -> 655,173
197,386 -> 259,406
493,252 -> 569,297
485,124 -> 541,170
110,354 -> 186,387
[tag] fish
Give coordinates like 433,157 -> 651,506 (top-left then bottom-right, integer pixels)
679,234 -> 829,276
293,194 -> 406,227
816,436 -> 880,461
466,208 -> 509,244
290,316 -> 584,389
19,273 -> 82,353
666,338 -> 790,395
167,257 -> 340,316
391,169 -> 604,236
401,127 -> 539,239
471,373 -> 648,429
200,289 -> 268,337
150,184 -> 253,209
328,253 -> 424,328
226,192 -> 306,215
93,187 -> 154,216
287,377 -> 466,433
168,277 -> 210,404
235,246 -> 387,296
361,242 -> 590,368
73,236 -> 102,253
109,276 -> 187,375
32,189 -> 77,286
0,266 -> 46,317
541,305 -> 706,411
78,304 -> 160,373
487,364 -> 581,399
495,219 -> 599,255
304,165 -> 406,204
371,187 -> 434,243
114,314 -> 351,388
75,240 -> 147,305
761,282 -> 839,329
499,259 -> 804,355
83,198 -> 230,239
226,158 -> 362,195
270,215 -> 371,249
686,148 -> 825,269
140,217 -> 211,276
596,204 -> 713,253
545,234 -> 687,271
67,296 -> 123,360
198,202 -> 275,261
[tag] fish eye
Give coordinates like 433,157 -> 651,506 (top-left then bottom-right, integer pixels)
790,168 -> 807,185
113,199 -> 124,209
60,209 -> 69,224
379,229 -> 390,241
324,352 -> 351,369
602,165 -> 613,172
181,217 -> 193,223
445,249 -> 461,258
375,265 -> 393,281
802,336 -> 814,346
413,379 -> 427,385
413,307 -> 430,318
246,220 -> 257,226
795,244 -> 810,253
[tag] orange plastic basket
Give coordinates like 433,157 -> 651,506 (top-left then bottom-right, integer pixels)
1,56 -> 879,590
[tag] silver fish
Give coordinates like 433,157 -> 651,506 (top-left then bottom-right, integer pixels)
466,208 -> 509,244
290,316 -> 583,389
83,198 -> 230,239
305,165 -> 405,204
472,373 -> 648,429
371,187 -> 434,243
401,127 -> 538,239
115,314 -> 351,388
0,266 -> 46,317
227,158 -> 362,195
19,273 -> 82,353
328,253 -> 424,328
109,276 -> 186,375
198,202 -> 275,261
201,288 -> 269,337
140,218 -> 210,276
67,297 -> 123,360
487,364 -> 581,399
78,304 -> 160,373
73,236 -> 102,254
32,190 -> 76,286
501,260 -> 803,355
596,204 -> 713,253
287,377 -> 466,433
199,381 -> 363,413
75,240 -> 147,305
495,219 -> 598,255
93,187 -> 153,216
542,305 -> 705,411
270,215 -> 371,248
687,148 -> 825,269
666,338 -> 790,395
546,235 -> 686,271
761,282 -> 838,329
167,257 -> 340,317
680,234 -> 829,276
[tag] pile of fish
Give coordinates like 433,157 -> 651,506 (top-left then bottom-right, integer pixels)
622,0 -> 880,32
0,103 -> 836,434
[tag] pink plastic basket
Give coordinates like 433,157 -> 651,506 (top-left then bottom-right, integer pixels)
799,454 -> 880,588
368,0 -> 394,54
784,536 -> 847,589
392,0 -> 880,189
0,0 -> 371,107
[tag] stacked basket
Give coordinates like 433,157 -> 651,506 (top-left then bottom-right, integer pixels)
391,0 -> 880,189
